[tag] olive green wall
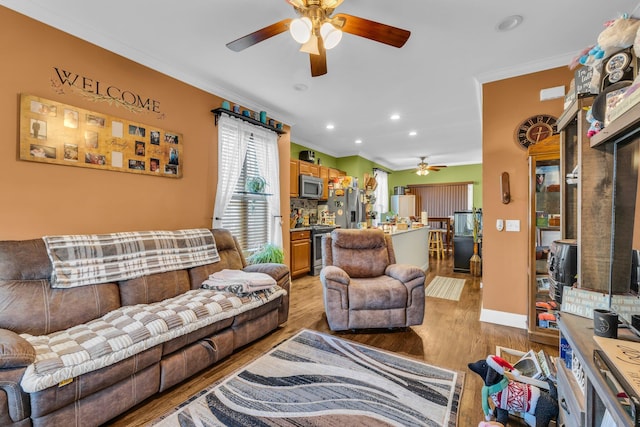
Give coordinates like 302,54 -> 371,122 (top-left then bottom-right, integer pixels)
390,164 -> 483,208
290,142 -> 481,208
290,142 -> 338,168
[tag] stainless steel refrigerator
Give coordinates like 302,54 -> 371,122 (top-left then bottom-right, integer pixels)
328,187 -> 366,229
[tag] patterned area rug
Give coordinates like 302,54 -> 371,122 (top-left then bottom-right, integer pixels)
425,276 -> 466,301
153,329 -> 464,426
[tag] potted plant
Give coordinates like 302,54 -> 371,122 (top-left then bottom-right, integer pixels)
245,176 -> 267,193
246,243 -> 284,265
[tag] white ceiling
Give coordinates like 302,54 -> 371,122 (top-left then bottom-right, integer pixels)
3,0 -> 639,171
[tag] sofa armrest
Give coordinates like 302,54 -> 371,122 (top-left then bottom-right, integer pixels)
385,264 -> 425,285
0,329 -> 33,423
243,263 -> 289,283
320,266 -> 350,287
244,263 -> 290,324
0,329 -> 35,369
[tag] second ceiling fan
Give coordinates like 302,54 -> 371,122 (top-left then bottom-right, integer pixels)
416,157 -> 446,176
226,0 -> 411,77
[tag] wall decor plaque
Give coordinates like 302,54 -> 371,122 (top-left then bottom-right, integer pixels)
19,94 -> 183,178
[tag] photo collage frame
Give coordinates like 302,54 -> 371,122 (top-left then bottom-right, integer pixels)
19,94 -> 183,178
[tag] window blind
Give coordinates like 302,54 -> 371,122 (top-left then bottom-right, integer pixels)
219,131 -> 269,252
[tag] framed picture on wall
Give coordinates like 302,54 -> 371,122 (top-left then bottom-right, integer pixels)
19,94 -> 183,178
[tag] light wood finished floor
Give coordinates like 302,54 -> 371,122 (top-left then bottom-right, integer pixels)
107,256 -> 556,426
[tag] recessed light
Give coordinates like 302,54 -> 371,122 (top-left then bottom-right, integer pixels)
355,139 -> 362,144
496,15 -> 523,32
390,114 -> 400,120
409,131 -> 417,136
326,124 -> 335,130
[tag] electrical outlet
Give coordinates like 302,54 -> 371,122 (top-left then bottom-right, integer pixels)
506,220 -> 520,232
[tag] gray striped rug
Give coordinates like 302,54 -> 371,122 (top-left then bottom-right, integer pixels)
153,329 -> 463,426
425,276 -> 466,301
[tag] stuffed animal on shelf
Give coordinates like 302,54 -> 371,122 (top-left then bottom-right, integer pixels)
577,15 -> 640,65
573,15 -> 640,92
468,355 -> 558,427
585,106 -> 603,137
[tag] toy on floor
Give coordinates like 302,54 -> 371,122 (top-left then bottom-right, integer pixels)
468,355 -> 558,427
478,422 -> 504,427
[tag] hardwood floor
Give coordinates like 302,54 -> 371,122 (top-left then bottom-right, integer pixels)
107,255 -> 557,426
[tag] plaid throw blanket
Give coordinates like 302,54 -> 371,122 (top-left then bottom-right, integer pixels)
43,229 -> 220,289
20,286 -> 286,393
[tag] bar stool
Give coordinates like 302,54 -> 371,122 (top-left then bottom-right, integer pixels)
429,229 -> 445,260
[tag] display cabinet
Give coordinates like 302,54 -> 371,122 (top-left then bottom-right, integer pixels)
452,210 -> 482,273
528,135 -> 561,345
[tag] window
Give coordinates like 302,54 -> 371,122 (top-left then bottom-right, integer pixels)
221,135 -> 269,251
213,115 -> 281,253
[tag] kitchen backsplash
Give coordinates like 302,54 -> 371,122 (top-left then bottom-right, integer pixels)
290,198 -> 319,227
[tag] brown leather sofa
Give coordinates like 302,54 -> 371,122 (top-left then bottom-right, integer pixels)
0,229 -> 289,426
320,228 -> 425,331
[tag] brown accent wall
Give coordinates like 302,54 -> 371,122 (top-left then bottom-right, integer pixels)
482,67 -> 573,316
0,6 -> 291,253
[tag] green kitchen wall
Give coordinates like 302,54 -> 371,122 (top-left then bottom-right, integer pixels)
290,142 -> 481,207
390,164 -> 483,208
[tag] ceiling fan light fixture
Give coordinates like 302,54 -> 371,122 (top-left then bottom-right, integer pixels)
416,168 -> 429,176
290,17 -> 312,43
299,33 -> 320,55
320,22 -> 342,49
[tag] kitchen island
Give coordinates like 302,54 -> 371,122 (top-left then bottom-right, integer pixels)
388,226 -> 429,271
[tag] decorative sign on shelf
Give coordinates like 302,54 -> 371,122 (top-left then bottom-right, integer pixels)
19,94 -> 183,178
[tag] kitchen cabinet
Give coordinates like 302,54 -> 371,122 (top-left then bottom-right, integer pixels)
298,161 -> 319,177
319,166 -> 329,200
290,229 -> 310,277
289,159 -> 299,197
527,135 -> 561,345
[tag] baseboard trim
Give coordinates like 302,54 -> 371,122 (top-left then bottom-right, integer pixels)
479,307 -> 527,330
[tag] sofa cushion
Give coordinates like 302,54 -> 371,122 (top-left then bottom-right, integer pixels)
347,277 -> 408,310
119,269 -> 191,306
0,279 -> 121,336
331,229 -> 390,278
19,286 -> 286,393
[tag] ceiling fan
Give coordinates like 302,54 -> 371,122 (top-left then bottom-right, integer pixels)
416,157 -> 446,176
225,0 -> 411,77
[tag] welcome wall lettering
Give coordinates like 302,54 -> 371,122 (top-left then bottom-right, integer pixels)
52,67 -> 161,114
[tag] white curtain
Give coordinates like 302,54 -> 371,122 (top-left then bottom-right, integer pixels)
212,114 -> 281,247
373,169 -> 389,225
212,115 -> 248,228
253,127 -> 282,247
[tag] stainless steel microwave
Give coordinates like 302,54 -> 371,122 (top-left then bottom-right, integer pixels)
299,175 -> 323,199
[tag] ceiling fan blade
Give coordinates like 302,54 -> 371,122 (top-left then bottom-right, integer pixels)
310,37 -> 327,77
335,13 -> 410,48
226,19 -> 291,52
427,165 -> 447,171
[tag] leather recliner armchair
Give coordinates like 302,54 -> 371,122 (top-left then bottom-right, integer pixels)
320,228 -> 426,331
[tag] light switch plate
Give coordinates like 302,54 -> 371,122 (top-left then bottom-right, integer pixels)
506,220 -> 520,232
496,219 -> 504,231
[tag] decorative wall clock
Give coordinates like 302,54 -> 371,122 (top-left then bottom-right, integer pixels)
515,114 -> 557,149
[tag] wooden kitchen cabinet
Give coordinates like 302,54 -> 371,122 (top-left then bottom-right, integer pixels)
319,166 -> 329,200
290,230 -> 310,277
289,159 -> 299,197
298,161 -> 319,177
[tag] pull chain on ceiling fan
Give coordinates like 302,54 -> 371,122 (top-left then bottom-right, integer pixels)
416,157 -> 447,176
226,0 -> 411,77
